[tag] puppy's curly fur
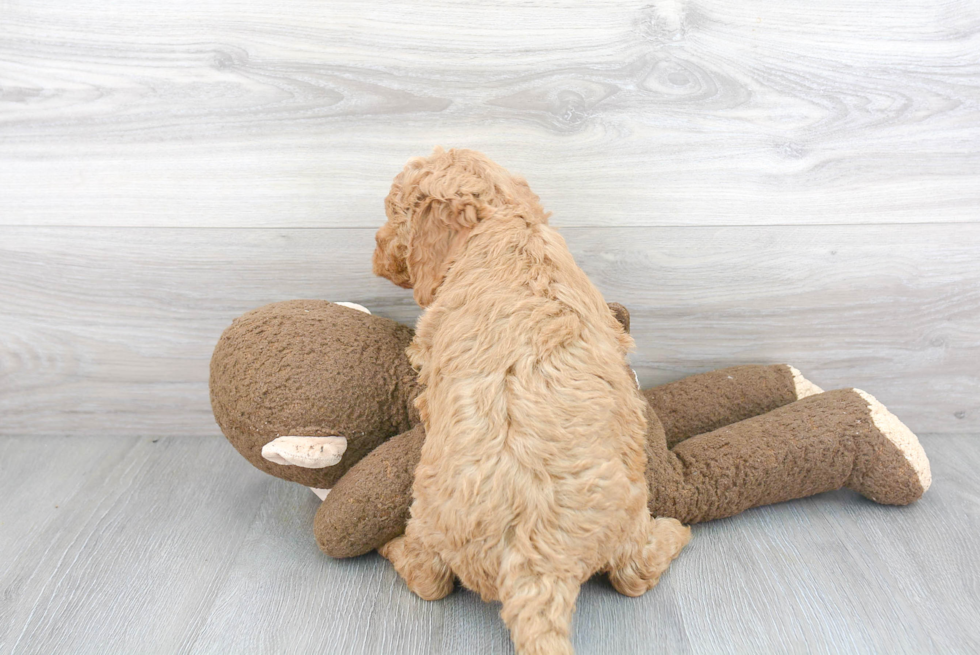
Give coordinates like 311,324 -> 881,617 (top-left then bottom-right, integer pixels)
374,148 -> 690,655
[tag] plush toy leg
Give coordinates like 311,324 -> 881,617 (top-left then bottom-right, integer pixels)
645,389 -> 932,523
643,364 -> 823,448
317,387 -> 930,558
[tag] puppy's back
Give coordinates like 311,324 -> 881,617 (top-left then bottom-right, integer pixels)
410,218 -> 650,598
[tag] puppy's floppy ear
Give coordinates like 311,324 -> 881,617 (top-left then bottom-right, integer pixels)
407,193 -> 485,307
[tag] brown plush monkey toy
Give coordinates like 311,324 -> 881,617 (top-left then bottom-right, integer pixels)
210,300 -> 931,558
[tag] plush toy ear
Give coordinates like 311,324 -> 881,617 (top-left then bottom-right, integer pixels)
607,302 -> 630,334
407,195 -> 485,307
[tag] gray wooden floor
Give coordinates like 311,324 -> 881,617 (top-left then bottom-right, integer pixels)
1,434 -> 977,654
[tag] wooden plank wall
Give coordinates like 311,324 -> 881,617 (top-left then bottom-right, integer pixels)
2,0 -> 978,437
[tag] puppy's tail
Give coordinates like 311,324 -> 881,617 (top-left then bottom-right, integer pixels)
498,561 -> 580,655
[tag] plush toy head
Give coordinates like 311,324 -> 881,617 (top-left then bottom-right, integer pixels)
209,300 -> 422,489
373,147 -> 549,307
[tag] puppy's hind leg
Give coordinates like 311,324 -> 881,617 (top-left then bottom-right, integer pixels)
378,522 -> 454,601
498,564 -> 580,655
608,515 -> 691,597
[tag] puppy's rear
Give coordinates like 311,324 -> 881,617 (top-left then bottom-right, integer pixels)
375,149 -> 690,655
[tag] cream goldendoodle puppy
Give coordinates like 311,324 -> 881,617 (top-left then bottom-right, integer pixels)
373,148 -> 690,655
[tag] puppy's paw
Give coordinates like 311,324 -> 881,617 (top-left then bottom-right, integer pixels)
378,535 -> 404,561
379,535 -> 454,601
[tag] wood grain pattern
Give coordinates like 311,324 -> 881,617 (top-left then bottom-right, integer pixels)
0,436 -> 269,654
0,434 -> 976,653
1,0 -> 978,227
2,2 -> 978,652
2,224 -> 977,437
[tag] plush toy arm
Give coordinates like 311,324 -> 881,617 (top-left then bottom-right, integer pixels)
645,388 -> 931,524
643,364 -> 823,449
314,425 -> 425,558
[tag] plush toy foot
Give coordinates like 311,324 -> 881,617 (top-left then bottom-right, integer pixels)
788,366 -> 823,398
847,389 -> 932,505
261,436 -> 348,468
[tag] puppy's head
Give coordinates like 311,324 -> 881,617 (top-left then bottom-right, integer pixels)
373,147 -> 547,307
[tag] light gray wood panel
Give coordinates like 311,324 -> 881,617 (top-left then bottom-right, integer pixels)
0,435 -> 270,654
585,225 -> 980,434
0,434 -> 143,650
1,0 -> 977,227
188,484 -> 466,655
0,434 -> 977,653
2,224 -> 977,436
